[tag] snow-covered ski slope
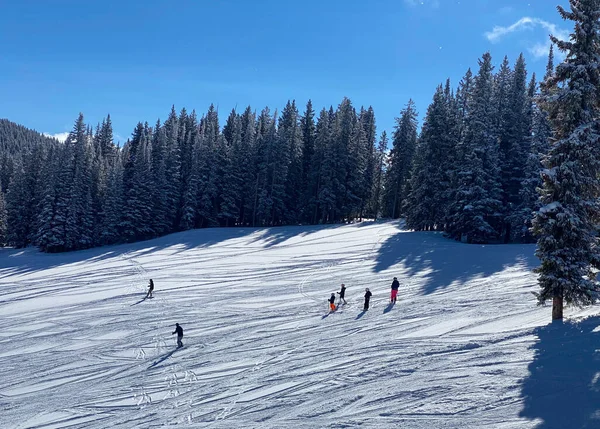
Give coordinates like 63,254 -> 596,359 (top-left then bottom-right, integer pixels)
1,221 -> 599,429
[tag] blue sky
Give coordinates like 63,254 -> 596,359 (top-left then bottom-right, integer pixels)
0,0 -> 569,144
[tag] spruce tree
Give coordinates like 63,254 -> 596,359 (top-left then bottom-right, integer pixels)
0,190 -> 6,246
406,86 -> 454,230
532,0 -> 600,320
280,100 -> 303,224
382,100 -> 418,219
449,53 -> 502,243
300,100 -> 316,222
370,131 -> 388,219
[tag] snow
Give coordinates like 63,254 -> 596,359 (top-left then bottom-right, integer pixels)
0,221 -> 598,428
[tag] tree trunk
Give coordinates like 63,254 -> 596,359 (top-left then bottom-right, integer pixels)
552,293 -> 563,320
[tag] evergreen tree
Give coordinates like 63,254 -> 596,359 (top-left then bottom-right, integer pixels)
448,53 -> 502,243
370,131 -> 388,219
532,0 -> 600,320
382,100 -> 418,219
164,106 -> 181,230
196,105 -> 220,227
316,107 -> 337,223
121,123 -> 154,241
100,154 -> 123,245
300,100 -> 316,222
0,190 -> 6,246
151,121 -> 170,235
406,86 -> 454,230
239,107 -> 257,226
280,101 -> 303,224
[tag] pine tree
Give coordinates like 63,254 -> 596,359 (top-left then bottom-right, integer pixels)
0,190 -> 6,246
280,100 -> 303,224
382,100 -> 418,219
317,107 -> 337,223
532,0 -> 600,320
448,53 -> 502,243
121,123 -> 154,241
219,110 -> 243,226
179,111 -> 200,230
500,54 -> 530,242
164,106 -> 181,230
196,105 -> 220,227
370,131 -> 388,219
100,154 -> 123,245
239,107 -> 257,226
151,121 -> 170,235
300,100 -> 316,222
63,114 -> 94,250
406,85 -> 454,230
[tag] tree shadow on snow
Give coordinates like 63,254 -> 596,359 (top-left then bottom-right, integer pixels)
519,317 -> 600,428
373,224 -> 538,295
0,222 -> 358,278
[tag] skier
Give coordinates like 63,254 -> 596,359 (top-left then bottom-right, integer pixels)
145,279 -> 154,299
328,293 -> 336,312
172,323 -> 183,348
337,283 -> 347,305
363,288 -> 372,311
390,277 -> 400,303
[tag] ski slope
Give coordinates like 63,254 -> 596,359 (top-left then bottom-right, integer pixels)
1,221 -> 599,428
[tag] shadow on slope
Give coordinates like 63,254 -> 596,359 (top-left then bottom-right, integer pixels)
0,222 -> 359,278
373,226 -> 538,295
519,317 -> 600,428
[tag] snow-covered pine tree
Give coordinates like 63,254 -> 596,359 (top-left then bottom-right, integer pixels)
300,100 -> 316,223
64,114 -> 94,250
120,123 -> 154,241
406,85 -> 454,230
196,105 -> 220,227
532,0 -> 600,320
150,120 -> 170,235
164,106 -> 181,230
100,152 -> 123,245
179,111 -> 200,230
513,73 -> 540,243
448,53 -> 502,243
382,100 -> 418,219
239,106 -> 257,226
499,54 -> 530,242
0,189 -> 6,246
317,107 -> 337,223
369,131 -> 388,220
219,109 -> 243,226
280,100 -> 303,224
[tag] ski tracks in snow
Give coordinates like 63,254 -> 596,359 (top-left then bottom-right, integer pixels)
0,222 -> 562,428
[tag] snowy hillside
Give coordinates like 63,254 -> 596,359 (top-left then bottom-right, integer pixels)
1,221 -> 598,428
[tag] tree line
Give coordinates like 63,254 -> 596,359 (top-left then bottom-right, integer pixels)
0,49 -> 553,252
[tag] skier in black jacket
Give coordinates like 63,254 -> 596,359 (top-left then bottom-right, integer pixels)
363,288 -> 372,311
337,283 -> 347,305
145,279 -> 154,299
390,277 -> 400,303
172,323 -> 183,348
328,293 -> 336,312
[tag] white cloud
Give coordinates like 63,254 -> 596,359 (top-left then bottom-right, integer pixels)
43,132 -> 69,142
484,16 -> 569,59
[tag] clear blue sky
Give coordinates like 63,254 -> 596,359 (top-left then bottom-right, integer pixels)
0,0 -> 569,144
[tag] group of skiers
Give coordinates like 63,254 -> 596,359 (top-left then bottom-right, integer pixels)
144,279 -> 184,348
146,276 -> 402,349
328,277 -> 400,312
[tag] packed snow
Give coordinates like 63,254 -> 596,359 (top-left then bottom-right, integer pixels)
1,221 -> 598,428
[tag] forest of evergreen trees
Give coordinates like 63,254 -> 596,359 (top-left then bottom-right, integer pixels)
0,48 -> 554,252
